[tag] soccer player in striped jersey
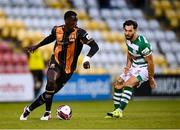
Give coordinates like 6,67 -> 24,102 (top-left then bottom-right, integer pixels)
105,20 -> 157,118
20,11 -> 99,120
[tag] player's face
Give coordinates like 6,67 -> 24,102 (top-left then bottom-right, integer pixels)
65,15 -> 78,31
124,25 -> 136,40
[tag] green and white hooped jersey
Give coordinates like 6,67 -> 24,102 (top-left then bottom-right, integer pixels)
126,35 -> 152,68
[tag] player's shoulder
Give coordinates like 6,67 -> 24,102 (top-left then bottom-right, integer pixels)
76,27 -> 88,37
136,35 -> 151,48
138,35 -> 149,44
53,25 -> 64,30
76,27 -> 87,33
51,25 -> 63,32
138,35 -> 152,52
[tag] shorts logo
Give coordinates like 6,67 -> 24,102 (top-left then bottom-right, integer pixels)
50,63 -> 55,69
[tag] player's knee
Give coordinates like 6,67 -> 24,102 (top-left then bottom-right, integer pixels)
113,79 -> 124,88
45,83 -> 56,95
123,82 -> 134,87
124,80 -> 137,87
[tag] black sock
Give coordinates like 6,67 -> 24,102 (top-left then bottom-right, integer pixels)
29,93 -> 46,111
23,109 -> 30,117
44,92 -> 54,111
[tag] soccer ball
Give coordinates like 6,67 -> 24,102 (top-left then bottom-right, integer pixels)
56,105 -> 72,120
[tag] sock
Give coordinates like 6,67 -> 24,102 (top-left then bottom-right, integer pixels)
119,86 -> 133,111
23,107 -> 31,117
113,88 -> 123,109
29,93 -> 46,111
44,91 -> 54,112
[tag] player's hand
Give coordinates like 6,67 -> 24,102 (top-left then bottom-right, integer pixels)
83,61 -> 90,69
149,77 -> 157,89
24,45 -> 38,53
82,56 -> 90,69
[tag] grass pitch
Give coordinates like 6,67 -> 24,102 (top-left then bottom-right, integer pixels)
0,99 -> 179,129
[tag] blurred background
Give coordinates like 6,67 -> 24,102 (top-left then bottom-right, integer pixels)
0,0 -> 180,102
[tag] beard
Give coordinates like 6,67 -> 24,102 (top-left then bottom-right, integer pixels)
125,34 -> 134,41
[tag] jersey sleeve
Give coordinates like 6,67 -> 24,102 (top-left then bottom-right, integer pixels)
140,36 -> 152,57
78,28 -> 94,44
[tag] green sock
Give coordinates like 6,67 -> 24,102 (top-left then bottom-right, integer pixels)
113,88 -> 123,109
119,86 -> 133,111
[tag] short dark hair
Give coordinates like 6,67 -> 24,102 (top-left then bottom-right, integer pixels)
123,20 -> 138,29
64,10 -> 77,20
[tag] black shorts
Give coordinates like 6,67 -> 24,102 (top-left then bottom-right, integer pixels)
48,55 -> 73,92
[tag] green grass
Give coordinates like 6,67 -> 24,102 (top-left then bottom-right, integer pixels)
0,99 -> 180,129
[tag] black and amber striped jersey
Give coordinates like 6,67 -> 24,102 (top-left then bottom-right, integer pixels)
47,25 -> 97,74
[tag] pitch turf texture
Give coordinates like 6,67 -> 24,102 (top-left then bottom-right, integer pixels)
0,99 -> 179,129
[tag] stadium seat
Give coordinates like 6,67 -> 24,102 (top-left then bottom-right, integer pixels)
154,30 -> 165,41
175,52 -> 180,65
164,31 -> 176,41
173,0 -> 180,9
165,52 -> 178,67
160,0 -> 172,10
71,0 -> 85,10
159,41 -> 172,53
171,42 -> 180,53
148,19 -> 160,30
131,9 -> 143,19
150,41 -> 159,53
88,8 -> 100,19
112,9 -> 122,18
110,0 -> 127,8
11,53 -> 20,65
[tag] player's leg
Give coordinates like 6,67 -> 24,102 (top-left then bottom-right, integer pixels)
113,77 -> 124,109
108,75 -> 139,118
117,68 -> 148,113
40,68 -> 60,120
20,93 -> 46,120
54,72 -> 73,94
20,71 -> 46,120
118,76 -> 138,111
105,77 -> 124,118
105,70 -> 130,118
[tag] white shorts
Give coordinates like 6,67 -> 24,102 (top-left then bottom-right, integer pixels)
120,67 -> 148,87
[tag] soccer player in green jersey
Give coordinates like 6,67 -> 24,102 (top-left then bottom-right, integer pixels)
105,20 -> 157,118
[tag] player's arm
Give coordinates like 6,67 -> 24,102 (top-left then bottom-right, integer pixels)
124,52 -> 132,74
79,29 -> 99,69
144,54 -> 154,79
24,27 -> 56,53
144,54 -> 156,88
141,39 -> 157,88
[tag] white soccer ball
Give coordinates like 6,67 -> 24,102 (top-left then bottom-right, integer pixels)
56,105 -> 72,120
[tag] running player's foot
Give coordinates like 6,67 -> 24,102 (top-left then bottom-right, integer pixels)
104,115 -> 113,119
20,106 -> 30,120
40,111 -> 52,120
106,109 -> 123,118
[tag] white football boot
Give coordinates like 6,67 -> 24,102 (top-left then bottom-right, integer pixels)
40,111 -> 52,120
20,106 -> 30,120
